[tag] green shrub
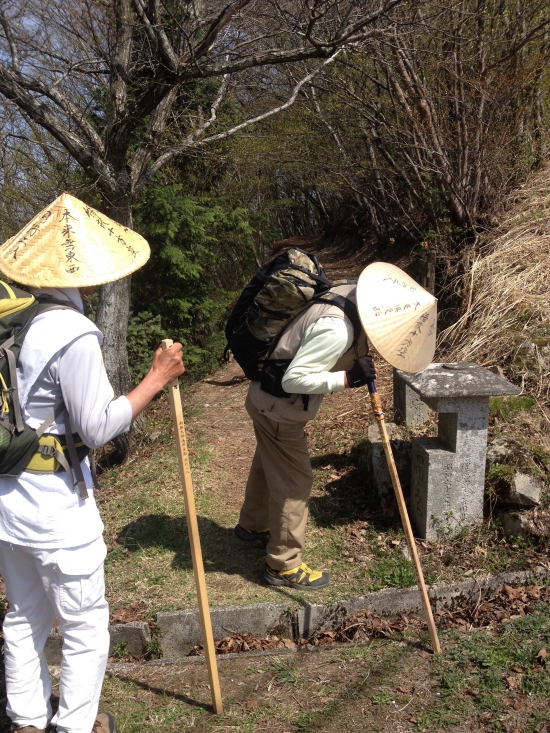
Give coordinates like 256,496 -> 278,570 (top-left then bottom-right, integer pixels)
126,312 -> 167,385
130,182 -> 257,383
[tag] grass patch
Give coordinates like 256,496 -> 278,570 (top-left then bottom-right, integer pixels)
269,658 -> 298,685
490,396 -> 536,421
415,601 -> 550,730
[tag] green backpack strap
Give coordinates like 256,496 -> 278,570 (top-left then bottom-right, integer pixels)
0,333 -> 24,432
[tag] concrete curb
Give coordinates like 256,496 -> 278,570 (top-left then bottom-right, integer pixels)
157,602 -> 294,659
297,566 -> 550,638
45,621 -> 151,666
156,565 -> 549,658
43,566 -> 550,664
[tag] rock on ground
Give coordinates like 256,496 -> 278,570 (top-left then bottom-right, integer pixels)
501,472 -> 542,507
498,509 -> 550,539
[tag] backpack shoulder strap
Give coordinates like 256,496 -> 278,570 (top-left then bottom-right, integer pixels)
0,333 -> 24,431
35,403 -> 66,438
265,292 -> 361,360
314,294 -> 362,339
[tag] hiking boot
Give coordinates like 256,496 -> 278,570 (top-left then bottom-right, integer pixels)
234,524 -> 270,547
92,713 -> 117,733
10,726 -> 46,733
264,562 -> 330,589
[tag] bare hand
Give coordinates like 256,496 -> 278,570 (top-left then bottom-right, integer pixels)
150,342 -> 185,389
126,342 -> 185,419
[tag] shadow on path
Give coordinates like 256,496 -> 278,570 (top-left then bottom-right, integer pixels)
309,441 -> 410,533
116,514 -> 314,608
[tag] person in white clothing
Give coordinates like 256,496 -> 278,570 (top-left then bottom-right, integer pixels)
234,281 -> 376,590
0,195 -> 184,733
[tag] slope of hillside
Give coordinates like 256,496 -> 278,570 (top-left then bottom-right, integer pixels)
441,161 -> 550,401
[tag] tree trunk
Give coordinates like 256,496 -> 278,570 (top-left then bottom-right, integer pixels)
96,191 -> 139,461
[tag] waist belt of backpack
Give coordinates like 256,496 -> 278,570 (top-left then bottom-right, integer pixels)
25,409 -> 89,500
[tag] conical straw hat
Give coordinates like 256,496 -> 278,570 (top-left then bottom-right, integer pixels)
357,262 -> 437,373
0,192 -> 150,287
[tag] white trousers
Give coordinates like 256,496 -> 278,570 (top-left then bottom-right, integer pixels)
0,540 -> 110,733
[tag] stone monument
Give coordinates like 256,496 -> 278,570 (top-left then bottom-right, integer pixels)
394,363 -> 520,540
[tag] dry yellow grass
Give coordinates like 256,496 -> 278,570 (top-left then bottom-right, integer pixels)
440,162 -> 550,398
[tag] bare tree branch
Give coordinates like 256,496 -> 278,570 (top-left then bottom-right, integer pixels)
115,1 -> 405,152
136,49 -> 342,190
132,0 -> 180,72
184,0 -> 254,63
0,62 -> 114,187
0,8 -> 20,72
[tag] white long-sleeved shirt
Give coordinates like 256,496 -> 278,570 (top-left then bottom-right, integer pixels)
281,316 -> 353,394
0,290 -> 132,548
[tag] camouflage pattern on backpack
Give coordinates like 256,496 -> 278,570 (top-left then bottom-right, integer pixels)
224,248 -> 330,380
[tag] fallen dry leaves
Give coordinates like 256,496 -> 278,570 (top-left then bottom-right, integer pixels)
190,633 -> 295,656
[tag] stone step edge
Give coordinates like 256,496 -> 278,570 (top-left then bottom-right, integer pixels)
44,565 -> 549,665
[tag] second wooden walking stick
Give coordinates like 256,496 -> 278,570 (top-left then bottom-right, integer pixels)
161,339 -> 223,713
367,378 -> 441,654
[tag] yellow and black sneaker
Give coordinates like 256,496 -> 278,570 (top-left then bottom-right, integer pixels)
234,524 -> 270,547
264,562 -> 330,589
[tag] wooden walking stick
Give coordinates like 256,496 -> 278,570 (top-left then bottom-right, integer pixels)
367,379 -> 442,654
161,339 -> 223,713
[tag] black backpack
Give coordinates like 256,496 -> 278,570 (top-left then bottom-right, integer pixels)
0,282 -> 90,494
225,248 -> 362,397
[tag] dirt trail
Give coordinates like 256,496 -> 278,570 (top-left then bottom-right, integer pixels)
183,360 -> 255,512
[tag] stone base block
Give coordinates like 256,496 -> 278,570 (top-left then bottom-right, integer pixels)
365,423 -> 411,499
411,437 -> 455,541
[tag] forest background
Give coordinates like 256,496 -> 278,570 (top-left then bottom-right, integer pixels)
0,0 -> 549,426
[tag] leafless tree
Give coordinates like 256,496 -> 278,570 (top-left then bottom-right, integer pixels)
270,0 -> 550,248
0,0 -> 404,456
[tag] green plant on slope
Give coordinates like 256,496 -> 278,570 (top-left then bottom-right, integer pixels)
130,183 -> 256,383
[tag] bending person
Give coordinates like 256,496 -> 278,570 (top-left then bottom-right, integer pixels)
234,281 -> 376,590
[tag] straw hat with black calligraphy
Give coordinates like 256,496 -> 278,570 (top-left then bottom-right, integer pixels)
357,262 -> 437,373
0,192 -> 150,288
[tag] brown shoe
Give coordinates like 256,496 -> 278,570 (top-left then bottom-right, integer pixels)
10,726 -> 46,733
92,713 -> 117,733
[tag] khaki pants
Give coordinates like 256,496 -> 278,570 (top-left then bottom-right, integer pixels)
239,393 -> 313,571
